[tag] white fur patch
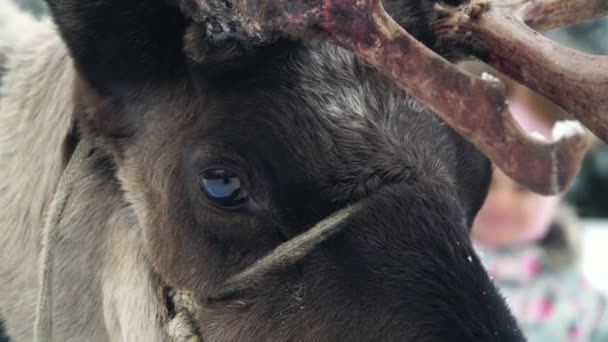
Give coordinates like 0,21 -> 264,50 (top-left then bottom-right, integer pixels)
481,72 -> 500,83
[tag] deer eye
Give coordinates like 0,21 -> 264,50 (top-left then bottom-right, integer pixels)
199,168 -> 249,208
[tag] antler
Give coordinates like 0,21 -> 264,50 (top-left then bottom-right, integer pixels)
434,0 -> 608,143
180,0 -> 605,195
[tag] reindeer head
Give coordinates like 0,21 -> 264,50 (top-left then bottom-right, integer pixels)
48,0 -> 524,340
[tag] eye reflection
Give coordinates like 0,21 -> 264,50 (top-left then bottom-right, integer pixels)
199,168 -> 249,207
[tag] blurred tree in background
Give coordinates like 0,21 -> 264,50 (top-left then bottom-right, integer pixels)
567,144 -> 608,217
10,0 -> 608,217
546,17 -> 608,55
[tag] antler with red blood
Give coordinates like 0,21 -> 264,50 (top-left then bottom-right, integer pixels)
180,0 -> 607,195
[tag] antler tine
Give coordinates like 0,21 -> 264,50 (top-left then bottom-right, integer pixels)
322,0 -> 589,195
179,0 -> 594,194
520,0 -> 608,31
434,0 -> 608,142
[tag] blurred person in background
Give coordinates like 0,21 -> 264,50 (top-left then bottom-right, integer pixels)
461,61 -> 608,341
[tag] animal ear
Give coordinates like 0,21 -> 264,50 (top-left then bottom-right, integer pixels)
46,0 -> 188,95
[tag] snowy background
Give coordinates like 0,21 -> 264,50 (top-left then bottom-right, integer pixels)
581,221 -> 608,293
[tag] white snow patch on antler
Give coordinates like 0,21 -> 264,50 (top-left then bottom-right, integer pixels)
481,72 -> 500,83
529,131 -> 548,142
552,120 -> 585,141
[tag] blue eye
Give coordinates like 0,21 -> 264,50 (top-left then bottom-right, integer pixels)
199,168 -> 249,207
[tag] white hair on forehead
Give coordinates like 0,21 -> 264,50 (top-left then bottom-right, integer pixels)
294,43 -> 425,129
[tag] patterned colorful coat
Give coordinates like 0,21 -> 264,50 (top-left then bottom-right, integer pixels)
476,208 -> 608,342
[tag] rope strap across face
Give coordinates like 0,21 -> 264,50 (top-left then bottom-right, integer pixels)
169,203 -> 362,342
34,139 -> 361,342
168,203 -> 362,341
34,141 -> 91,342
209,203 -> 362,302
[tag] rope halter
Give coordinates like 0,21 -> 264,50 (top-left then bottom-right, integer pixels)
34,141 -> 362,342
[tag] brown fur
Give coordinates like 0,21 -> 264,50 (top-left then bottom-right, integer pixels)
0,1 -> 525,340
